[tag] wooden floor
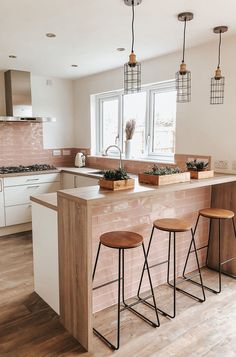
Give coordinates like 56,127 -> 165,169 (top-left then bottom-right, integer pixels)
0,233 -> 235,357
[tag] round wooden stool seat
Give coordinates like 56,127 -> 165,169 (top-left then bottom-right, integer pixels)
153,218 -> 192,233
100,231 -> 143,249
199,208 -> 234,220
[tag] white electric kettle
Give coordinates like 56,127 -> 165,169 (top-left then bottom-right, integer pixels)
75,152 -> 86,167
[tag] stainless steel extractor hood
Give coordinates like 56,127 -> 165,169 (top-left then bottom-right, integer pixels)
0,70 -> 56,123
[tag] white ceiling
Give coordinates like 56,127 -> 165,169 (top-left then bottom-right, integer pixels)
0,0 -> 236,79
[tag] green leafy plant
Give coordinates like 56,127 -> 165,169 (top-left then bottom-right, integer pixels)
144,165 -> 182,176
102,168 -> 130,181
186,160 -> 209,171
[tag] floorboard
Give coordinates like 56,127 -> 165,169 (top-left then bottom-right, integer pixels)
0,232 -> 235,356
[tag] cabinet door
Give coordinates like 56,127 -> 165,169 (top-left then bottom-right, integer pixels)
75,175 -> 98,188
61,173 -> 76,189
4,182 -> 61,207
0,179 -> 5,227
5,204 -> 32,226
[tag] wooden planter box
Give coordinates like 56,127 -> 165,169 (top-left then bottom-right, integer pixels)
138,172 -> 190,186
189,170 -> 214,180
99,178 -> 135,191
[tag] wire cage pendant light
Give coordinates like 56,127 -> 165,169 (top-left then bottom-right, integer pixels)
124,0 -> 142,94
176,12 -> 194,103
210,26 -> 228,105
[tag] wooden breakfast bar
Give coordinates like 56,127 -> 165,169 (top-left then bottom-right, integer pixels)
53,174 -> 236,352
30,174 -> 236,352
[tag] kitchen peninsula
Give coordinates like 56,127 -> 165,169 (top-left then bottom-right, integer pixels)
30,173 -> 236,352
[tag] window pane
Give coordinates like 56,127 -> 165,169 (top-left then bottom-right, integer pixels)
123,92 -> 146,157
152,90 -> 176,154
102,99 -> 119,150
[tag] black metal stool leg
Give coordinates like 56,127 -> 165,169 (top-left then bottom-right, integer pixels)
218,219 -> 222,293
92,242 -> 101,281
93,248 -> 122,350
122,244 -> 160,327
137,226 -> 155,298
206,218 -> 212,267
183,214 -> 200,278
167,232 -> 171,285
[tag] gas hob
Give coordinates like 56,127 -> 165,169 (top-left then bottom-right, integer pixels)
0,164 -> 57,175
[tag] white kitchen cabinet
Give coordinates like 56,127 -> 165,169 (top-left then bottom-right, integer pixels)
4,173 -> 60,187
4,182 -> 60,207
62,173 -> 98,189
2,173 -> 61,227
5,204 -> 32,226
32,202 -> 59,314
0,179 -> 5,227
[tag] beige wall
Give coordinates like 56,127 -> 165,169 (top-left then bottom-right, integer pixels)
74,35 -> 236,172
0,72 -> 75,149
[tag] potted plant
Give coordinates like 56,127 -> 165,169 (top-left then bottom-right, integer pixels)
125,119 -> 136,159
186,159 -> 214,179
138,165 -> 190,186
99,168 -> 135,190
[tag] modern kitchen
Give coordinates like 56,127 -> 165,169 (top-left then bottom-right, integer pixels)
0,1 -> 236,356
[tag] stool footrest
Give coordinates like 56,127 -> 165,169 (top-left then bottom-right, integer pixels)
93,278 -> 121,291
190,245 -> 208,253
169,273 -> 201,286
221,256 -> 236,265
144,260 -> 168,270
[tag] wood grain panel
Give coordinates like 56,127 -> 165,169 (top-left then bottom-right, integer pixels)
57,194 -> 93,351
208,182 -> 236,276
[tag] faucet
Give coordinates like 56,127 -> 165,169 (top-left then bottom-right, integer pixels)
104,145 -> 123,170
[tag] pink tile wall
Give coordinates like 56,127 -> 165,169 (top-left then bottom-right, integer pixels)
92,186 -> 211,312
86,154 -> 211,174
0,122 -> 90,167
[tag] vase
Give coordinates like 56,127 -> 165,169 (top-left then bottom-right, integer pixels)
125,140 -> 132,159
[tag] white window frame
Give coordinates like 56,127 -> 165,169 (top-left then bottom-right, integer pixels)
95,80 -> 176,162
96,92 -> 122,155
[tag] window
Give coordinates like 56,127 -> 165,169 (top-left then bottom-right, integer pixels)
95,81 -> 176,162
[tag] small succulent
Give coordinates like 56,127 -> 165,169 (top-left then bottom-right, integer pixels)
186,160 -> 209,171
102,168 -> 130,181
144,165 -> 182,176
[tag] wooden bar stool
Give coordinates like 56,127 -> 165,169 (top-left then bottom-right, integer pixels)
92,231 -> 160,350
137,218 -> 206,319
183,208 -> 236,294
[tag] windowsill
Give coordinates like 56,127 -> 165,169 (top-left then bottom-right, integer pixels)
88,155 -> 176,165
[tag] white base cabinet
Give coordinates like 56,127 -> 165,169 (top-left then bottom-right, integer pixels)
32,202 -> 59,314
62,173 -> 98,189
2,173 -> 61,227
0,179 -> 5,227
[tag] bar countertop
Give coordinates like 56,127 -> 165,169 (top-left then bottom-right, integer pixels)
57,173 -> 236,205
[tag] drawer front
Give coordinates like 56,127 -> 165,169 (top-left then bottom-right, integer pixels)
5,204 -> 32,226
4,173 -> 60,187
4,182 -> 60,206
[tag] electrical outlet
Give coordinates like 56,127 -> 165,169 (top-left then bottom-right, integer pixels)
214,160 -> 229,170
63,149 -> 71,156
232,161 -> 236,170
52,149 -> 61,157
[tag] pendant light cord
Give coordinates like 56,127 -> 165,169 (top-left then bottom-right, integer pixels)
182,17 -> 187,63
217,31 -> 222,68
131,0 -> 135,53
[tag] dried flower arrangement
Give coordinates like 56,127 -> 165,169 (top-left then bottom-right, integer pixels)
125,119 -> 136,140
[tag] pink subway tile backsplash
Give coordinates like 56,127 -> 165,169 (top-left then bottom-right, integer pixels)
0,122 -> 90,167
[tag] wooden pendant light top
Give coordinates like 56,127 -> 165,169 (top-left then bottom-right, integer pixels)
153,218 -> 192,232
199,208 -> 234,219
100,231 -> 143,249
